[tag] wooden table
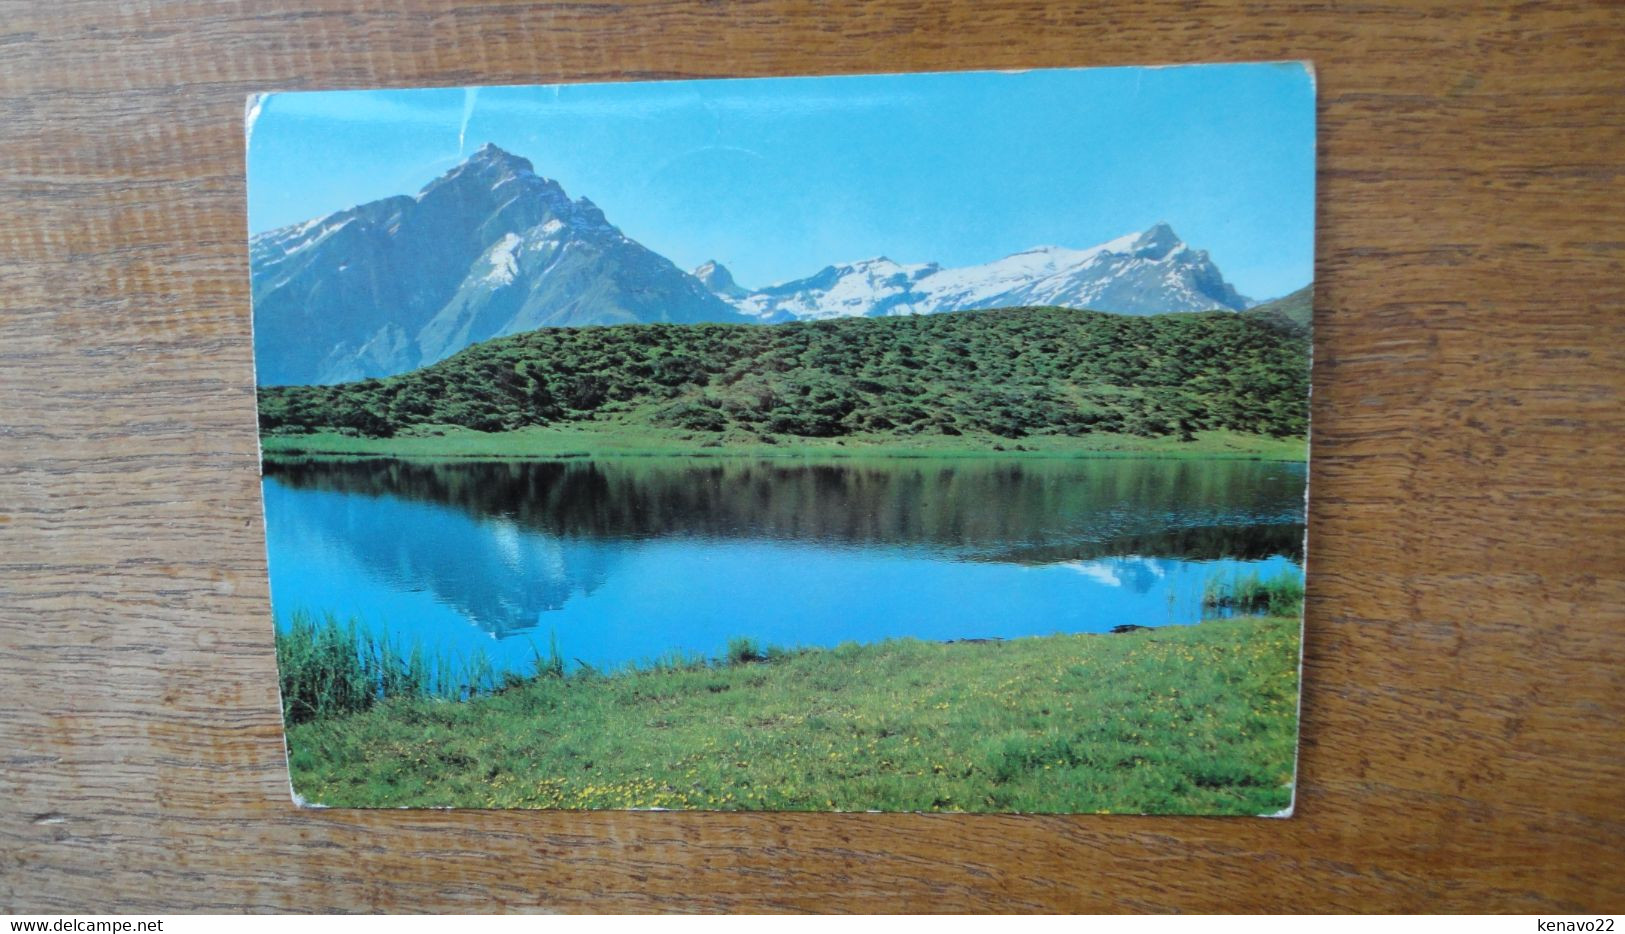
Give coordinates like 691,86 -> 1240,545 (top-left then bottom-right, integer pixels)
1,0 -> 1621,914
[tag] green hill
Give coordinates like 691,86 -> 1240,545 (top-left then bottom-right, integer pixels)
258,305 -> 1310,448
1243,286 -> 1313,336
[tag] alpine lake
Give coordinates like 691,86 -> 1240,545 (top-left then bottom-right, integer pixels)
260,455 -> 1307,677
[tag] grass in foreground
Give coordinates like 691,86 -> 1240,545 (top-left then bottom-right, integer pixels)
277,611 -> 518,723
1203,569 -> 1307,618
284,616 -> 1301,814
261,422 -> 1308,462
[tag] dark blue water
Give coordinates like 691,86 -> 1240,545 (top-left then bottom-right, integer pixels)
262,457 -> 1305,674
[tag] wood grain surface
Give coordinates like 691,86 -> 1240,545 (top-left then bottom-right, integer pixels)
1,0 -> 1622,914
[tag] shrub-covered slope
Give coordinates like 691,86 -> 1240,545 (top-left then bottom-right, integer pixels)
1243,286 -> 1313,336
259,306 -> 1309,443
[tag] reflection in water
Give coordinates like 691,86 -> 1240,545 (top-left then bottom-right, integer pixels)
266,457 -> 1306,560
265,484 -> 619,638
262,456 -> 1307,673
1061,556 -> 1169,593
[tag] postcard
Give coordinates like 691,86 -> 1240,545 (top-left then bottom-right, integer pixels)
248,63 -> 1315,813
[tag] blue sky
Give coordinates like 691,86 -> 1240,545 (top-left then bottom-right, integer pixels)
247,64 -> 1315,300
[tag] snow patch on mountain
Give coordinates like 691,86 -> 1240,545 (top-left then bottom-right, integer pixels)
482,232 -> 523,286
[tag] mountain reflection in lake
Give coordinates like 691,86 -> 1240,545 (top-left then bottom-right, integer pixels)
262,457 -> 1306,674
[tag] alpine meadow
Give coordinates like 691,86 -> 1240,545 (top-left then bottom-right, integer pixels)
249,64 -> 1315,814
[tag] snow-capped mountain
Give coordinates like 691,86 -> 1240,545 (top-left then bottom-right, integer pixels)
703,223 -> 1251,322
250,143 -> 749,385
251,143 -> 1259,386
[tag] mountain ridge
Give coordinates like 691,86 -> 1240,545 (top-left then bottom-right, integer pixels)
703,222 -> 1253,322
252,144 -> 1290,387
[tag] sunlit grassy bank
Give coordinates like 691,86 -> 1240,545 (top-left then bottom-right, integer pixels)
260,422 -> 1308,462
283,616 -> 1301,814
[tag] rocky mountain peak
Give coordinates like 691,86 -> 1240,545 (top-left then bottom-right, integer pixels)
249,146 -> 749,385
466,142 -> 535,175
694,260 -> 748,300
1130,222 -> 1182,260
693,260 -> 736,291
421,144 -> 562,209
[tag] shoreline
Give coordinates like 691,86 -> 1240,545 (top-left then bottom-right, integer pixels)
259,424 -> 1310,464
